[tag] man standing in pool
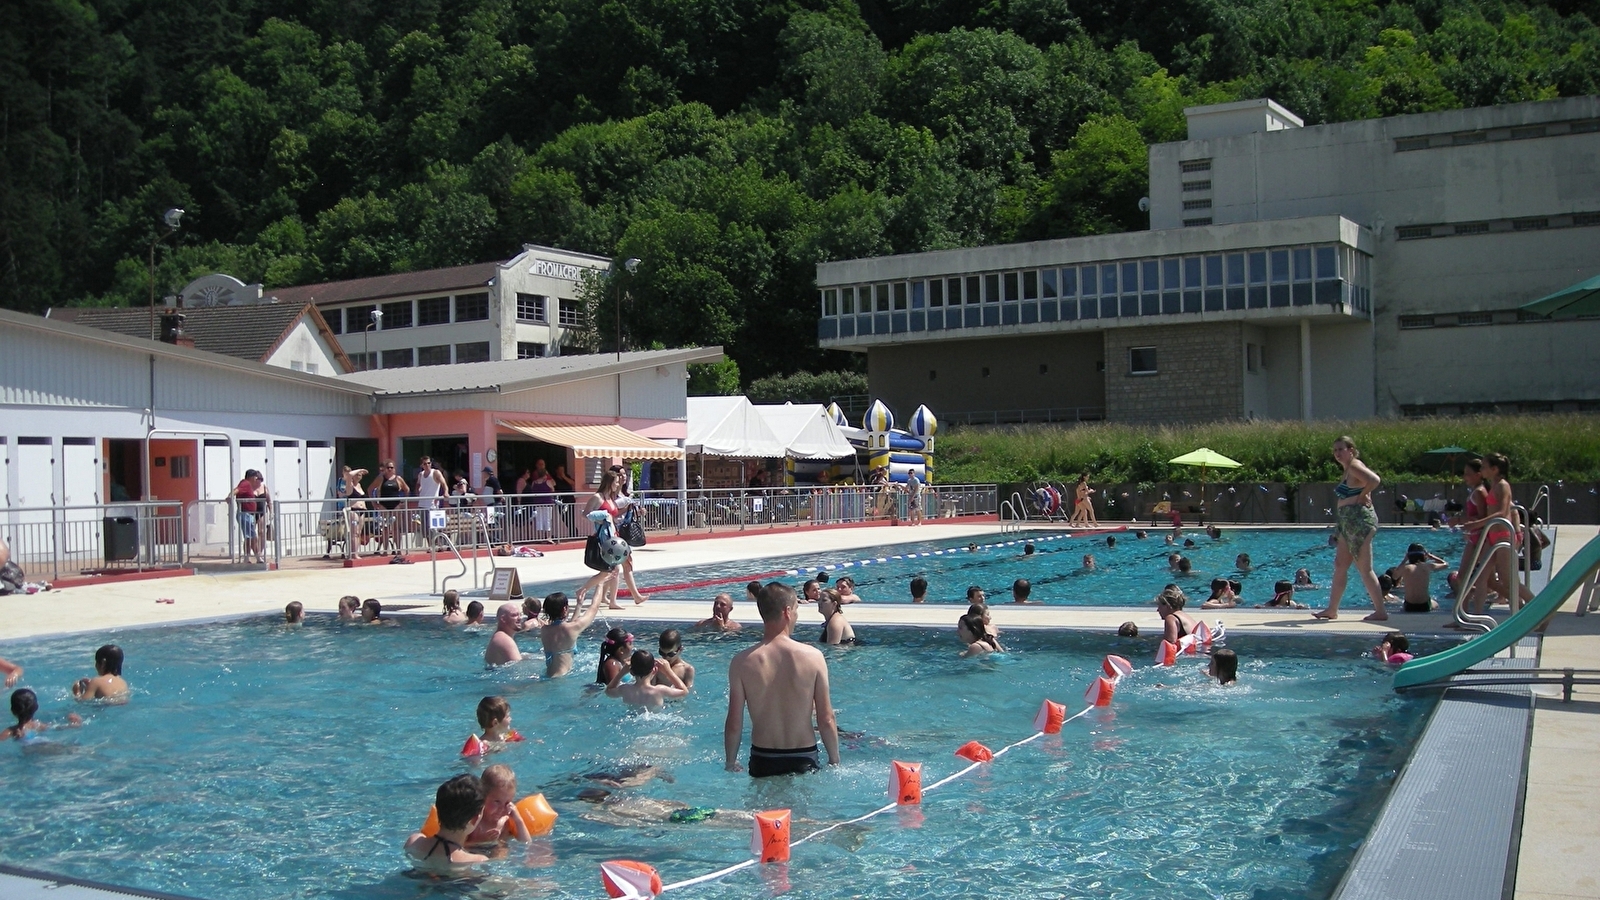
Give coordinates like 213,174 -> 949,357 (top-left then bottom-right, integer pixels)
485,603 -> 524,666
725,582 -> 840,776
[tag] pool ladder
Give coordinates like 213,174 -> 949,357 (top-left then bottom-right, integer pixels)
1450,504 -> 1537,643
431,513 -> 495,596
1000,491 -> 1028,533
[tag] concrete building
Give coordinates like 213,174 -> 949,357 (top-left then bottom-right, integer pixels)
266,244 -> 614,370
816,96 -> 1600,423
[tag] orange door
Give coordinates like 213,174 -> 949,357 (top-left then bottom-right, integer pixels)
149,439 -> 200,505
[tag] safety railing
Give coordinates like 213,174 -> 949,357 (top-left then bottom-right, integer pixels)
1451,511 -> 1532,636
2,501 -> 187,581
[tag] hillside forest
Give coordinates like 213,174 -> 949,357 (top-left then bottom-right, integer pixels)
4,0 -> 1598,385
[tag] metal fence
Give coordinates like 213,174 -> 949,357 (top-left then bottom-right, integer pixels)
2,501 -> 187,581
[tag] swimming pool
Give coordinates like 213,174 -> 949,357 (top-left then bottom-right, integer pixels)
1,618 -> 1437,900
610,527 -> 1465,608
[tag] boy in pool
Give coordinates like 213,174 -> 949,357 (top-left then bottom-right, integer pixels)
1395,549 -> 1448,612
4,689 -> 81,740
476,696 -> 523,746
404,774 -> 490,869
1118,622 -> 1139,637
654,630 -> 696,688
465,600 -> 485,625
1235,553 -> 1251,572
909,576 -> 928,603
284,601 -> 304,625
1373,633 -> 1413,665
465,764 -> 531,847
72,644 -> 128,702
1081,554 -> 1096,571
1209,649 -> 1238,685
605,651 -> 690,709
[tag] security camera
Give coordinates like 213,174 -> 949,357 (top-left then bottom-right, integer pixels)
1138,197 -> 1151,213
163,208 -> 185,228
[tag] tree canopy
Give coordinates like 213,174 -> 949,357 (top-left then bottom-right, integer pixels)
4,0 -> 1595,383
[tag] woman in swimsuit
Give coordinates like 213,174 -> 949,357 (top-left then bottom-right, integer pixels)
1155,584 -> 1198,644
1316,436 -> 1388,621
1463,453 -> 1533,610
595,628 -> 633,686
1451,459 -> 1491,611
579,472 -> 624,609
540,592 -> 602,678
1070,474 -> 1096,526
606,477 -> 648,606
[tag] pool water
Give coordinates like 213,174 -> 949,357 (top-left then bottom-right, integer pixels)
1,619 -> 1438,900
610,527 -> 1465,608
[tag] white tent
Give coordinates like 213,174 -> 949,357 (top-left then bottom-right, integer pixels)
753,402 -> 856,459
685,396 -> 789,458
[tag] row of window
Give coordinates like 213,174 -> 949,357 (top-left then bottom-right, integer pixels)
517,294 -> 586,327
1394,118 -> 1599,152
325,293 -> 490,334
1394,211 -> 1600,241
349,342 -> 492,371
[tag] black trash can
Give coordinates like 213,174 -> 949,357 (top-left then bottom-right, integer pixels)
103,516 -> 138,562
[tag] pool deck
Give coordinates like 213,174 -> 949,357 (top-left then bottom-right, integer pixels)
2,520 -> 1597,900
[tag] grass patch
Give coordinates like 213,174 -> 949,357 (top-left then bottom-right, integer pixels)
934,415 -> 1600,484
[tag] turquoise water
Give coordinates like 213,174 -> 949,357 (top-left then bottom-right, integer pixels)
1,619 -> 1438,900
615,527 -> 1465,608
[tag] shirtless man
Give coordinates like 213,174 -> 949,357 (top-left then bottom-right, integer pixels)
817,589 -> 856,645
72,644 -> 129,702
1396,549 -> 1449,612
696,593 -> 742,632
484,603 -> 523,666
606,651 -> 690,710
538,591 -> 601,677
724,583 -> 840,776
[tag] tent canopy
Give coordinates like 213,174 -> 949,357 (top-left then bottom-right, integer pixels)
685,396 -> 789,458
752,403 -> 856,460
498,421 -> 682,460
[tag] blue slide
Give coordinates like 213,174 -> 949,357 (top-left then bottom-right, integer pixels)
1394,533 -> 1600,690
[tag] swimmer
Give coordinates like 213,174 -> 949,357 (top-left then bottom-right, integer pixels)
284,601 -> 304,625
361,598 -> 397,626
834,576 -> 861,604
337,595 -> 360,622
1235,553 -> 1251,572
465,764 -> 531,846
909,576 -> 928,604
800,580 -> 821,604
1106,535 -> 1116,548
484,603 -> 524,666
1373,633 -> 1413,666
1135,530 -> 1148,540
72,644 -> 128,702
966,585 -> 987,605
0,657 -> 21,688
695,594 -> 742,632
745,581 -> 762,603
959,613 -> 1002,657
1293,568 -> 1318,590
442,590 -> 465,625
817,589 -> 856,645
1022,542 -> 1036,556
1165,532 -> 1176,545
464,600 -> 485,625
815,571 -> 830,586
596,628 -> 634,685
1377,574 -> 1401,608
578,763 -> 669,789
540,591 -> 601,678
1261,580 -> 1308,609
606,650 -> 689,710
1167,552 -> 1183,572
654,629 -> 695,689
956,604 -> 1001,646
1183,538 -> 1196,548
4,689 -> 81,740
1177,557 -> 1193,575
1011,578 -> 1033,604
1117,622 -> 1139,637
476,695 -> 522,746
1155,585 -> 1198,645
1201,578 -> 1238,609
1207,525 -> 1222,540
1081,554 -> 1096,571
404,774 -> 489,869
1209,649 -> 1238,685
725,583 -> 839,775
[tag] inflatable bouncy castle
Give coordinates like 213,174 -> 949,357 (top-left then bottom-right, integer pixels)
832,400 -> 936,484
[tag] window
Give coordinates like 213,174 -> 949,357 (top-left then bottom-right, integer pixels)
516,293 -> 547,322
381,301 -> 412,329
1129,347 -> 1157,375
418,297 -> 451,326
929,370 -> 937,381
306,362 -> 319,374
984,273 -> 1000,303
325,309 -> 343,334
1003,272 -> 1018,302
290,360 -> 303,371
381,348 -> 413,368
822,289 -> 837,316
455,293 -> 489,322
1454,222 -> 1489,235
350,352 -> 376,371
946,278 -> 963,305
1247,343 -> 1260,373
1575,212 -> 1600,227
911,281 -> 925,309
557,298 -> 583,327
1396,225 -> 1434,240
1512,217 -> 1548,231
455,342 -> 490,363
1293,248 -> 1313,281
1038,364 -> 1048,375
1182,180 -> 1211,192
348,305 -> 376,331
1395,137 -> 1431,152
875,284 -> 890,312
1040,269 -> 1056,298
1180,158 -> 1211,173
418,344 -> 452,366
169,455 -> 192,478
841,287 -> 855,314
518,341 -> 547,359
1182,217 -> 1212,227
1022,271 -> 1037,300
966,276 -> 980,305
1452,132 -> 1486,145
1457,312 -> 1493,326
1315,246 -> 1337,280
893,282 -> 907,310
1399,315 -> 1435,329
929,280 -> 944,307
1182,199 -> 1212,211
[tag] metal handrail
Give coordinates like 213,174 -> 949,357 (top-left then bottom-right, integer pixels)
1528,484 -> 1551,526
1453,514 -> 1520,634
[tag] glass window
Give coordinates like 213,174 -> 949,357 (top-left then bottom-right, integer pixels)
1204,256 -> 1223,287
823,289 -> 837,316
929,280 -> 944,308
911,281 -> 925,309
381,301 -> 412,329
893,282 -> 907,311
1004,272 -> 1019,302
325,308 -> 343,334
1249,252 -> 1267,284
455,342 -> 490,363
1101,264 -> 1117,296
517,342 -> 546,359
1226,254 -> 1245,286
1121,262 -> 1138,294
875,284 -> 890,312
1142,260 -> 1159,293
1041,269 -> 1056,298
557,298 -> 583,327
1271,250 -> 1290,283
348,305 -> 376,331
1163,258 -> 1180,291
841,287 -> 855,315
985,273 -> 1000,303
418,344 -> 451,366
1184,257 -> 1201,289
1293,248 -> 1313,281
1062,268 -> 1076,297
418,296 -> 450,326
1081,266 -> 1097,296
515,293 -> 546,322
947,278 -> 963,305
1080,295 -> 1098,319
381,348 -> 413,368
1316,246 -> 1338,279
350,352 -> 375,371
966,276 -> 981,304
1129,347 -> 1157,375
455,293 -> 489,321
1023,271 -> 1038,300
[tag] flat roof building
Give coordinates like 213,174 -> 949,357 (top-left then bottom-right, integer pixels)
816,95 -> 1600,424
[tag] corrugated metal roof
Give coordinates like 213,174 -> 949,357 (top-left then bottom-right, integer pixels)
266,262 -> 500,306
47,304 -> 309,363
498,421 -> 683,459
334,347 -> 722,396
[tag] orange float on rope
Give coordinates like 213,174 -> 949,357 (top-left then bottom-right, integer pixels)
1033,699 -> 1066,734
1084,676 -> 1116,708
512,793 -> 558,836
1193,621 -> 1213,648
461,734 -> 485,757
419,805 -> 440,837
1102,654 -> 1133,681
600,860 -> 662,899
750,809 -> 792,863
1155,640 -> 1178,667
891,761 -> 923,805
955,740 -> 994,762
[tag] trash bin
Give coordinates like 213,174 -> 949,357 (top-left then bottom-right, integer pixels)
104,516 -> 139,562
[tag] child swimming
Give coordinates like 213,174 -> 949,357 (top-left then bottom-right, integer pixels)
1373,633 -> 1413,666
72,644 -> 128,702
464,600 -> 485,625
476,696 -> 523,746
4,688 -> 81,740
284,601 -> 304,625
404,775 -> 490,869
337,595 -> 360,621
1209,649 -> 1238,685
465,764 -> 531,847
442,590 -> 465,625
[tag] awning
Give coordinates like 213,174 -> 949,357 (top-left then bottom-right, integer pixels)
497,421 -> 683,460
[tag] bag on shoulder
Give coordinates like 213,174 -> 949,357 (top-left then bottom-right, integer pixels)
583,534 -> 609,572
619,508 -> 647,547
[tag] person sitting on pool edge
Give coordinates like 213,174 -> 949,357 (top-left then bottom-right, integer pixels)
1261,580 -> 1308,609
73,644 -> 128,702
1209,649 -> 1238,685
696,593 -> 742,632
653,629 -> 695,688
909,576 -> 928,604
607,650 -> 690,710
818,589 -> 857,645
1011,578 -> 1033,604
1395,549 -> 1448,612
284,601 -> 304,625
725,582 -> 840,776
404,774 -> 490,869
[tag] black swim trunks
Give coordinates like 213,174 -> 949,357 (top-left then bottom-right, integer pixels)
748,744 -> 821,778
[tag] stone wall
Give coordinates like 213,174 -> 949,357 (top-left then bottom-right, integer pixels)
1102,321 -> 1243,424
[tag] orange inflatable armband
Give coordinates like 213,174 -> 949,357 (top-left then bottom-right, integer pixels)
750,809 -> 792,863
512,793 -> 558,836
954,740 -> 994,762
1033,699 -> 1065,734
891,760 -> 923,805
420,805 -> 440,838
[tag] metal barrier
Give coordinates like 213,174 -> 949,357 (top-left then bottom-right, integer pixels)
2,501 -> 186,581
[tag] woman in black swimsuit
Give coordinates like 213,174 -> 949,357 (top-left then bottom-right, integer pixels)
367,459 -> 409,557
1155,584 -> 1198,644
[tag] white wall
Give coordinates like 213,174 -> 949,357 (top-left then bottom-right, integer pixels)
1309,320 -> 1375,420
263,319 -> 342,375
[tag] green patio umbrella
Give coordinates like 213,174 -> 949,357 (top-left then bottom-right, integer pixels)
1520,273 -> 1600,318
1426,445 -> 1472,480
1169,448 -> 1243,516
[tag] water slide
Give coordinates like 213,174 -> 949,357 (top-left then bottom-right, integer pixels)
1393,533 -> 1600,690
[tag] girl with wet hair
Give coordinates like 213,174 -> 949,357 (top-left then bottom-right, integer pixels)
596,628 -> 634,685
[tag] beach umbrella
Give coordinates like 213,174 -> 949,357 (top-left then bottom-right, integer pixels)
1520,273 -> 1600,318
1168,448 -> 1243,517
1425,445 -> 1471,480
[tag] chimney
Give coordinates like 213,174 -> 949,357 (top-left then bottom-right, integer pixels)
160,312 -> 194,348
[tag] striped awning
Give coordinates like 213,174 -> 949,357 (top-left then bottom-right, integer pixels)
497,421 -> 683,460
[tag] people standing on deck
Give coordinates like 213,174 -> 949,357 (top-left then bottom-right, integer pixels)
606,468 -> 648,605
368,461 -> 410,558
1315,436 -> 1387,622
234,470 -> 271,565
416,456 -> 448,510
1449,459 -> 1491,612
336,465 -> 369,560
1071,474 -> 1097,526
578,472 -> 624,609
1464,453 -> 1534,609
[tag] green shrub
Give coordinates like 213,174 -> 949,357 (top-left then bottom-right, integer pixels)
746,370 -> 867,404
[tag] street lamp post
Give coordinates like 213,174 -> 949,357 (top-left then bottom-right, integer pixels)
364,308 -> 383,370
616,257 -> 641,361
147,208 -> 185,341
